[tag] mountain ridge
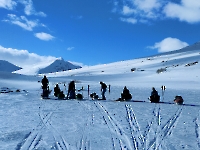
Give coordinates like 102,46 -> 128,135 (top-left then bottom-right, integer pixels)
0,60 -> 22,72
38,58 -> 82,74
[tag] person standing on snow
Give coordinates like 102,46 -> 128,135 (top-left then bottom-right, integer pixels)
100,81 -> 107,100
41,75 -> 49,98
41,75 -> 49,90
67,80 -> 75,99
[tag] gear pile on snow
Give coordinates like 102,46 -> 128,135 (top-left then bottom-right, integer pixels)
174,96 -> 184,105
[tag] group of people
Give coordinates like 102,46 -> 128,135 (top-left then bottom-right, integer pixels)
41,75 -> 75,99
41,76 -> 109,100
149,87 -> 184,104
41,75 -> 183,104
41,76 -> 133,101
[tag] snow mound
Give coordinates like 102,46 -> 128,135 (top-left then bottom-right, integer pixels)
38,58 -> 82,74
0,60 -> 22,72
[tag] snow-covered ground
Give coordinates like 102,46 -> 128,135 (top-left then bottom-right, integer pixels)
0,46 -> 200,150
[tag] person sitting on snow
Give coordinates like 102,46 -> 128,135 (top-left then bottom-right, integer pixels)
121,86 -> 132,100
174,95 -> 184,105
54,84 -> 61,97
58,91 -> 65,99
150,87 -> 160,103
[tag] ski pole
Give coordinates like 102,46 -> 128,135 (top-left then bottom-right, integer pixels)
88,85 -> 90,99
161,85 -> 166,102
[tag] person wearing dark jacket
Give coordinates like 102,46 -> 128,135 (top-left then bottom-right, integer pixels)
41,75 -> 49,98
174,95 -> 184,104
67,81 -> 75,99
54,84 -> 61,97
150,87 -> 160,103
42,75 -> 49,90
58,91 -> 65,99
121,86 -> 132,100
100,81 -> 107,100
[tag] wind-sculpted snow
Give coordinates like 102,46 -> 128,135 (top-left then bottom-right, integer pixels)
0,84 -> 200,150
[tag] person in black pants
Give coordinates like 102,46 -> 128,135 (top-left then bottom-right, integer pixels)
67,81 -> 75,99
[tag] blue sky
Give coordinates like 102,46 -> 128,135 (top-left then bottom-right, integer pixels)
0,0 -> 200,67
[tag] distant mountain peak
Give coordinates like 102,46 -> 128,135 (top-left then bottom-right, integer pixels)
38,58 -> 82,74
56,57 -> 64,61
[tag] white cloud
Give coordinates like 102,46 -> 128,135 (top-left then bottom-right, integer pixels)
148,37 -> 189,52
19,0 -> 46,17
67,47 -> 74,51
0,0 -> 46,17
114,0 -> 200,24
0,45 -> 56,68
114,0 -> 162,24
0,0 -> 17,10
3,14 -> 39,31
120,17 -> 137,24
133,0 -> 161,12
164,0 -> 200,23
122,6 -> 136,15
34,32 -> 55,41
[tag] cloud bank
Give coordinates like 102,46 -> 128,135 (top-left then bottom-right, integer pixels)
113,0 -> 200,24
0,45 -> 57,68
0,0 -> 17,10
148,37 -> 189,52
164,0 -> 200,23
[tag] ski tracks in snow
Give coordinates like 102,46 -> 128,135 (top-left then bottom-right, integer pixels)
124,103 -> 183,150
94,102 -> 133,150
16,99 -> 185,150
147,104 -> 183,150
125,104 -> 145,150
194,110 -> 200,149
76,101 -> 92,150
17,100 -> 69,150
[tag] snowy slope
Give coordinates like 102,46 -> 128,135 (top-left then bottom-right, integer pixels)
44,43 -> 200,89
0,60 -> 22,72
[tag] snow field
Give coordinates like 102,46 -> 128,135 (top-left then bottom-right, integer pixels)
0,81 -> 200,149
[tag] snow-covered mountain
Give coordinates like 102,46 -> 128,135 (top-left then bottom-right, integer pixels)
12,57 -> 82,75
0,60 -> 22,72
38,58 -> 82,74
